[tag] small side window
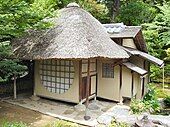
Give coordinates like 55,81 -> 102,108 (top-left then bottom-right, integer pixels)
102,63 -> 114,78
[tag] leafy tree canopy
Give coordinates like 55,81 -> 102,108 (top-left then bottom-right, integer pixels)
143,2 -> 170,81
0,0 -> 57,82
116,1 -> 156,25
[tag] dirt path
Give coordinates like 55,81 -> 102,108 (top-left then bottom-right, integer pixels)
0,101 -> 57,127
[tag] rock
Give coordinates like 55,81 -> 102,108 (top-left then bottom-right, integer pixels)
135,114 -> 154,127
116,115 -> 137,125
97,114 -> 113,125
108,106 -> 129,116
150,115 -> 170,127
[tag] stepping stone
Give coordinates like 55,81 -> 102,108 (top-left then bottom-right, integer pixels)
97,114 -> 113,125
74,104 -> 86,112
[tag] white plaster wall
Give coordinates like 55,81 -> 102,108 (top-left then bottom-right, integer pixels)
97,60 -> 120,102
134,72 -> 141,98
34,60 -> 79,103
123,39 -> 137,49
122,66 -> 132,98
91,76 -> 96,94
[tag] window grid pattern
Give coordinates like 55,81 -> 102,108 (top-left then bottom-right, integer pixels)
102,63 -> 114,78
40,60 -> 74,94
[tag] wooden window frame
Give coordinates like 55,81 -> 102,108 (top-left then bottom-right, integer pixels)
102,63 -> 114,78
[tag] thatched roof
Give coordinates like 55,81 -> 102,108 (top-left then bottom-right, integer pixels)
11,3 -> 129,60
103,24 -> 147,52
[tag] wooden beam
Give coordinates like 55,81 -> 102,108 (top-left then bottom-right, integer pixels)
79,60 -> 82,101
140,76 -> 144,99
142,60 -> 146,97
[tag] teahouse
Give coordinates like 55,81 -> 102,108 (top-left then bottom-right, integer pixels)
12,3 -> 129,103
11,3 -> 163,104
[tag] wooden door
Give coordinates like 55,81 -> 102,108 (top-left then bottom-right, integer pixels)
82,77 -> 91,100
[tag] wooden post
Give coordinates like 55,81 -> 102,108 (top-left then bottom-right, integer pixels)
119,65 -> 123,104
131,71 -> 134,99
13,74 -> 17,99
79,60 -> 82,102
84,59 -> 91,120
140,76 -> 143,99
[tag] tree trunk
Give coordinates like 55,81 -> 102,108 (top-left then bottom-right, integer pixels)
13,74 -> 17,99
112,0 -> 120,21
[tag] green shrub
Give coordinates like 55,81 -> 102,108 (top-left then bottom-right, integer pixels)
143,84 -> 161,113
130,99 -> 150,114
45,120 -> 79,127
2,121 -> 27,127
130,84 -> 161,114
164,96 -> 170,107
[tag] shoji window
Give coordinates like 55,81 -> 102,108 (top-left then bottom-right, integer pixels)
39,59 -> 74,94
102,63 -> 114,78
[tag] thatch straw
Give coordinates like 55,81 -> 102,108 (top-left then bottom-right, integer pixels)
12,3 -> 129,60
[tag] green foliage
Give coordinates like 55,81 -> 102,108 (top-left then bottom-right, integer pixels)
116,1 -> 156,25
56,0 -> 110,23
45,120 -> 78,127
130,99 -> 150,114
164,96 -> 170,107
0,41 -> 12,59
0,42 -> 27,82
130,84 -> 161,114
2,121 -> 27,127
155,3 -> 170,46
0,59 -> 27,82
0,0 -> 56,40
0,0 -> 58,82
156,88 -> 169,98
143,85 -> 161,113
109,118 -> 130,127
142,2 -> 170,82
165,48 -> 170,61
80,0 -> 110,23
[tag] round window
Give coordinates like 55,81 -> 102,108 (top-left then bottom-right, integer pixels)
39,59 -> 74,94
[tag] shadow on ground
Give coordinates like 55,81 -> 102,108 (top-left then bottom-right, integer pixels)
0,101 -> 57,127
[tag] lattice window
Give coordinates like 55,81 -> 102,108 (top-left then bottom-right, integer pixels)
39,59 -> 74,94
102,63 -> 114,78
